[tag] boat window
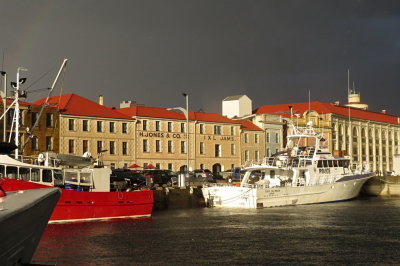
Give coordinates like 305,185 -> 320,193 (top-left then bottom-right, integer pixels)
334,160 -> 339,167
80,172 -> 92,184
42,169 -> 53,183
0,165 -> 4,178
250,170 -> 261,182
343,160 -> 350,168
323,160 -> 329,168
270,170 -> 275,179
328,160 -> 333,167
19,167 -> 30,181
53,170 -> 63,186
31,168 -> 40,182
64,171 -> 79,183
317,160 -> 323,168
6,166 -> 18,179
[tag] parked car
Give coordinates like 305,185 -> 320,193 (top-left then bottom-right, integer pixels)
111,169 -> 146,188
223,168 -> 261,182
385,171 -> 396,176
143,169 -> 177,186
193,169 -> 214,182
226,167 -> 245,181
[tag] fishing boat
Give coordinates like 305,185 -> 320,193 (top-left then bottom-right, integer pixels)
1,153 -> 154,223
0,62 -> 153,223
202,121 -> 374,208
0,181 -> 60,265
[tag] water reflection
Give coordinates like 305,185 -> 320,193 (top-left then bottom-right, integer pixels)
33,197 -> 400,265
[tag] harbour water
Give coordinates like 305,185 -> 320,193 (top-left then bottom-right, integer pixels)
33,196 -> 400,265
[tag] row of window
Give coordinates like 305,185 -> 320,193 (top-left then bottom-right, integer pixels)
8,111 -> 55,128
333,124 -> 400,141
244,150 -> 261,162
68,119 -> 129,134
142,139 -> 236,157
141,120 -> 236,136
31,136 -> 53,151
243,132 -> 280,144
0,165 -> 58,183
243,148 -> 280,161
67,140 -> 129,155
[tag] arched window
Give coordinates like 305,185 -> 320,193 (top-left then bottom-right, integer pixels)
361,128 -> 366,138
352,127 -> 358,143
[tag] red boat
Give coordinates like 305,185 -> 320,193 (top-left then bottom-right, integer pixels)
1,153 -> 154,223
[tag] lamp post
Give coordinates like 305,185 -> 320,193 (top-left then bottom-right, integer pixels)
167,93 -> 189,186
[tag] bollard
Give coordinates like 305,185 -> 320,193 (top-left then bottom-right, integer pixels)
179,173 -> 186,188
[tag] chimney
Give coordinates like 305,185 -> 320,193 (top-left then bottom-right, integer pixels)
98,95 -> 103,106
381,110 -> 387,114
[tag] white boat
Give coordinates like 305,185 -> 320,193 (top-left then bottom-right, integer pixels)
202,122 -> 374,208
0,184 -> 60,265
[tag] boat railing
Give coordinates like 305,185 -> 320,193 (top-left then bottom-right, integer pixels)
261,155 -> 312,169
16,155 -> 59,168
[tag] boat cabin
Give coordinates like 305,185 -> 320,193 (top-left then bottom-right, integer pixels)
0,154 -> 63,187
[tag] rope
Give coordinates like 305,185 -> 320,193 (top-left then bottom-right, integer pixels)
378,178 -> 400,185
25,64 -> 57,91
21,62 -> 67,150
210,186 -> 253,203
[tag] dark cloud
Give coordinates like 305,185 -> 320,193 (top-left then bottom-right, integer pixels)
1,0 -> 400,115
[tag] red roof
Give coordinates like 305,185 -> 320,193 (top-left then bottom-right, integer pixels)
254,101 -> 400,125
238,120 -> 263,131
0,97 -> 37,107
34,93 -> 133,120
117,106 -> 241,124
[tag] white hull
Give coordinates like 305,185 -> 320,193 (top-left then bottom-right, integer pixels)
202,174 -> 372,208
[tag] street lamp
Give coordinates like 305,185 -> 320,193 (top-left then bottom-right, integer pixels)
167,93 -> 189,186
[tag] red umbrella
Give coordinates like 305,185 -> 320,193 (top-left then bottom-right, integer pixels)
128,163 -> 142,169
143,164 -> 156,169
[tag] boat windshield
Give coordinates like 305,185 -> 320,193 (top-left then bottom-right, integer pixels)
54,170 -> 63,186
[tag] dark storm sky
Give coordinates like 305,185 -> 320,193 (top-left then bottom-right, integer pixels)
1,0 -> 399,115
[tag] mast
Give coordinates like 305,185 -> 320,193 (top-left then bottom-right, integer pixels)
1,71 -> 6,142
14,67 -> 28,159
22,58 -> 68,150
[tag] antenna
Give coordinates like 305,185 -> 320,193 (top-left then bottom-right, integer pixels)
308,90 -> 311,123
347,68 -> 350,95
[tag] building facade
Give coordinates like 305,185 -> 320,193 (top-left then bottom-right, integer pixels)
34,94 -> 136,169
238,120 -> 265,166
0,98 -> 60,158
117,106 -> 242,173
254,95 -> 400,174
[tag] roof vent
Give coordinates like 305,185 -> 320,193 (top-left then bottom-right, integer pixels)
334,101 -> 340,106
381,110 -> 387,114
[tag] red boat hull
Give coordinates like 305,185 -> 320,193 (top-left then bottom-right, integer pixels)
2,178 -> 154,223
